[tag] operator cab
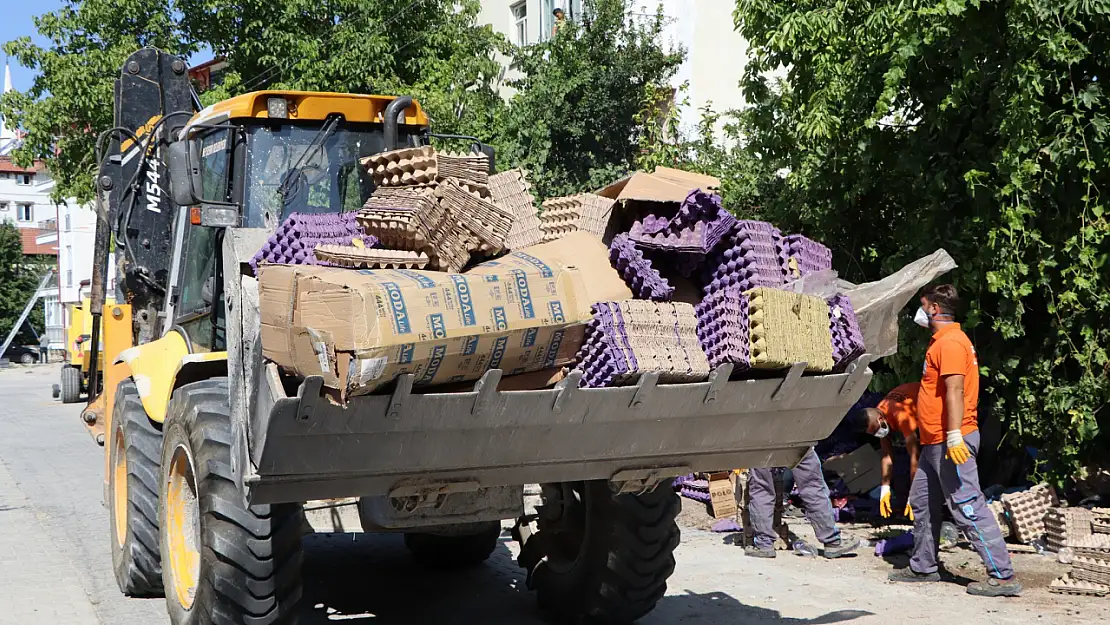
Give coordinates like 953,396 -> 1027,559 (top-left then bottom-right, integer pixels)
164,91 -> 432,351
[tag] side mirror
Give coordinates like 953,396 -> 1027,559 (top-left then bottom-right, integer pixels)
167,139 -> 199,206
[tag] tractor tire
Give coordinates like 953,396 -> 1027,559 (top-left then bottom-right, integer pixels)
108,379 -> 164,596
160,378 -> 303,625
60,366 -> 82,403
530,480 -> 680,624
404,522 -> 502,568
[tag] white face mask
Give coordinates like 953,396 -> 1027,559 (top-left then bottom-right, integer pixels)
913,307 -> 931,328
874,422 -> 890,438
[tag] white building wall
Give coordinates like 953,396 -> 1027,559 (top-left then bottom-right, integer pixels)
0,169 -> 57,228
54,200 -> 98,305
478,0 -> 751,134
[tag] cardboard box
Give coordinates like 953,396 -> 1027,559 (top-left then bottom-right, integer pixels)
596,167 -> 720,203
259,232 -> 631,397
708,471 -> 738,520
823,444 -> 882,495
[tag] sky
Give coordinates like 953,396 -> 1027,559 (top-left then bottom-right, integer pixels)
0,1 -> 63,92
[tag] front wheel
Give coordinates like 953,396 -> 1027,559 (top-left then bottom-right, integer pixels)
160,378 -> 304,624
528,480 -> 680,624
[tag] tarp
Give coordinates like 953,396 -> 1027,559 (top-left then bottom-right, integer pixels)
786,249 -> 958,358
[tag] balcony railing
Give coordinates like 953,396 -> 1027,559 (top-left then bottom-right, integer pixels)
38,218 -> 57,231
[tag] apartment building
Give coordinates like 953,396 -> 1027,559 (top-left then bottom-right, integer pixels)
478,0 -> 751,130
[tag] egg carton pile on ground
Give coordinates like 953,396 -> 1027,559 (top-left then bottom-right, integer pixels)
1001,483 -> 1058,544
1050,574 -> 1109,597
575,301 -> 709,388
1045,508 -> 1110,550
250,212 -> 376,271
674,475 -> 712,504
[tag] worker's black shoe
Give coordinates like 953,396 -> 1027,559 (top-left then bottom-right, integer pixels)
744,546 -> 776,559
967,577 -> 1022,597
821,537 -> 860,559
888,568 -> 940,583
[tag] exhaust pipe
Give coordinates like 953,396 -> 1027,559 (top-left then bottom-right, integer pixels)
383,96 -> 413,150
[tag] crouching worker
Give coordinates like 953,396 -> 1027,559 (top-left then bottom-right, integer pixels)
851,383 -> 922,520
744,447 -> 860,559
887,284 -> 1020,597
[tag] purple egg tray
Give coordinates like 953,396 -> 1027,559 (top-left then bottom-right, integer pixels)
784,234 -> 833,278
701,220 -> 789,295
679,487 -> 712,504
608,234 -> 675,301
827,293 -> 865,369
695,288 -> 751,370
250,212 -> 376,271
630,190 -> 737,255
574,301 -> 709,388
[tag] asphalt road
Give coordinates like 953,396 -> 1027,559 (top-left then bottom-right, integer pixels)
0,364 -> 1102,624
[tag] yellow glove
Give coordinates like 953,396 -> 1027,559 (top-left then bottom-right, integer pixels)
946,430 -> 972,465
879,485 -> 892,518
904,503 -> 914,521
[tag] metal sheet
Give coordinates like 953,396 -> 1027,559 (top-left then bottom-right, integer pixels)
246,356 -> 872,505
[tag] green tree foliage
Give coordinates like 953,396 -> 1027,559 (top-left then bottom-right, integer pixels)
733,0 -> 1109,479
2,0 -> 194,202
496,0 -> 683,199
2,0 -> 506,203
0,223 -> 49,346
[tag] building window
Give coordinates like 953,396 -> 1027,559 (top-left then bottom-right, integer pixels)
0,202 -> 7,212
17,203 -> 33,222
0,172 -> 9,179
64,208 -> 71,232
67,270 -> 73,287
16,173 -> 33,185
511,1 -> 528,46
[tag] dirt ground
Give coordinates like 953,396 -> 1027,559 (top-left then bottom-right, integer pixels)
676,497 -> 1109,622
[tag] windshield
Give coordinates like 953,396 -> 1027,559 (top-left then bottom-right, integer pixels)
243,123 -> 394,228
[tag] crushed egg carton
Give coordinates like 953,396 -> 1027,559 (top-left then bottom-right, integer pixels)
629,189 -> 736,256
1072,554 -> 1110,587
575,301 -> 710,388
1001,483 -> 1058,544
437,152 -> 490,185
827,294 -> 865,370
361,146 -> 438,187
250,212 -> 375,272
313,245 -> 429,269
540,193 -> 615,242
436,178 -> 513,254
608,234 -> 674,301
1049,574 -> 1109,597
489,169 -> 543,250
695,288 -> 751,371
1095,520 -> 1110,535
988,500 -> 1012,539
425,214 -> 472,274
747,287 -> 835,372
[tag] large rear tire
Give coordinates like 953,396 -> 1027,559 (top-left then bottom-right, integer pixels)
109,379 -> 164,596
530,481 -> 680,624
61,366 -> 82,403
160,378 -> 303,625
404,522 -> 502,568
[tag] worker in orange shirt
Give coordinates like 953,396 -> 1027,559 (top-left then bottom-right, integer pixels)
854,383 -> 921,520
887,284 -> 1020,596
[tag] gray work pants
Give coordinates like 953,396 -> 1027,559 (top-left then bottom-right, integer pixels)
909,430 -> 1014,579
748,447 -> 839,549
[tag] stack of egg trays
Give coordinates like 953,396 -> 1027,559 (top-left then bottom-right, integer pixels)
1001,483 -> 1058,544
608,234 -> 674,301
313,245 -> 430,269
783,234 -> 833,278
827,293 -> 865,370
695,288 -> 751,371
358,187 -> 445,251
1072,553 -> 1110,587
540,193 -> 615,242
250,212 -> 376,272
490,168 -> 544,250
702,220 -> 789,296
630,189 -> 736,253
436,177 -> 513,254
361,146 -> 438,187
574,301 -> 709,388
747,287 -> 835,372
677,477 -> 712,504
1045,507 -> 1110,551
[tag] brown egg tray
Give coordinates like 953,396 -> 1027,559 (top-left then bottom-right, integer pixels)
314,245 -> 430,269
